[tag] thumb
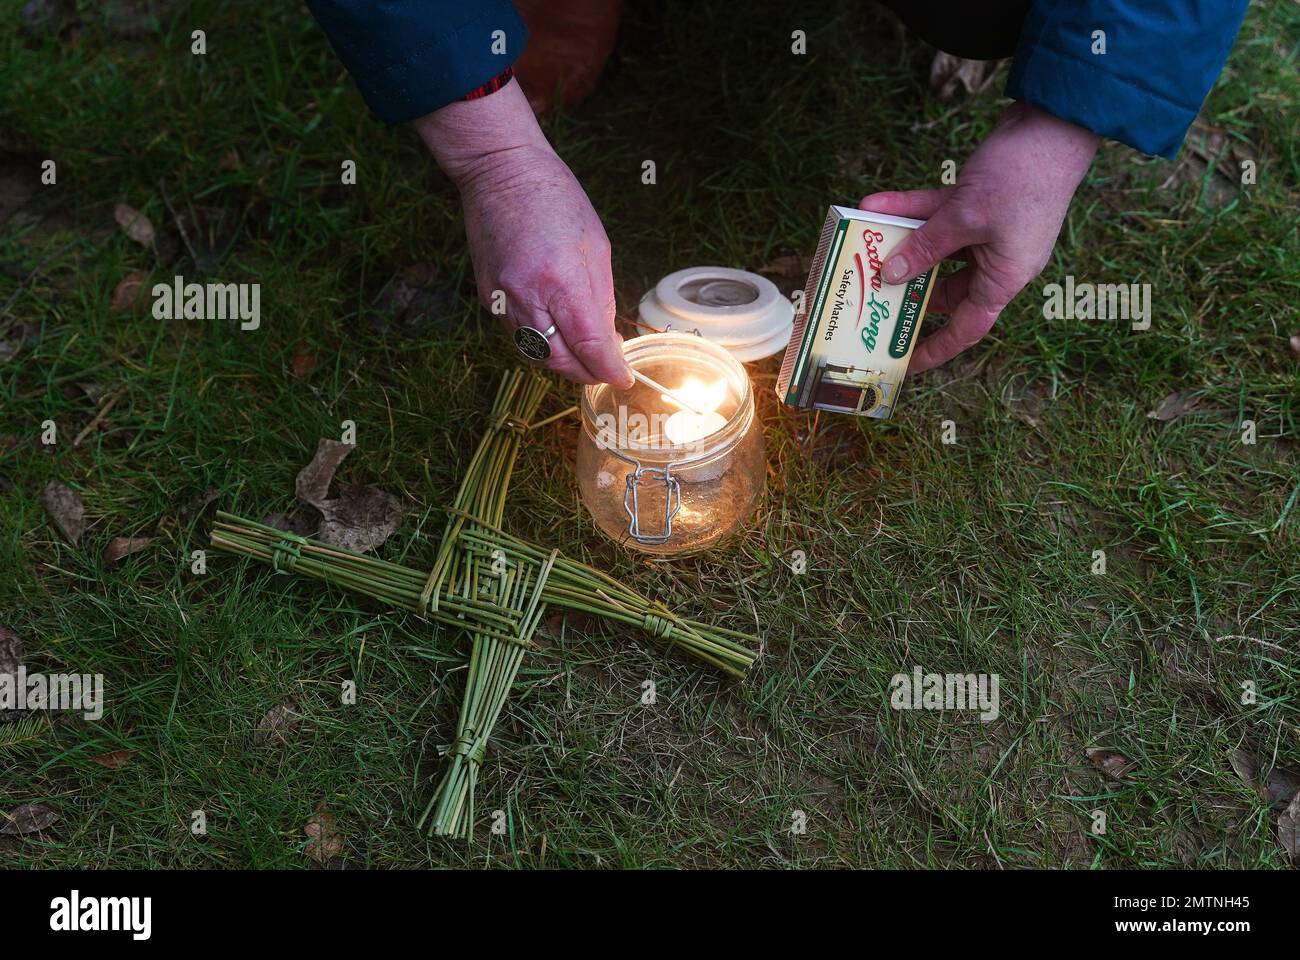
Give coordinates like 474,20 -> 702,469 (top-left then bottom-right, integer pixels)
880,204 -> 979,285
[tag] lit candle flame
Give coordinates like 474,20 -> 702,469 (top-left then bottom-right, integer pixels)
661,377 -> 727,415
662,377 -> 728,445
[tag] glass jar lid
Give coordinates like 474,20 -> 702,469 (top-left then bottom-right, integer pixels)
637,267 -> 794,362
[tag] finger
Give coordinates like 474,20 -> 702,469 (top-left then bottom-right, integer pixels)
880,202 -> 984,286
544,337 -> 604,385
859,189 -> 951,221
505,308 -> 603,385
907,292 -> 1004,373
581,238 -> 635,388
549,273 -> 633,390
928,267 -> 972,315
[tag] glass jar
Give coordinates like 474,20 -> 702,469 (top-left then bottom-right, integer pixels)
576,332 -> 765,555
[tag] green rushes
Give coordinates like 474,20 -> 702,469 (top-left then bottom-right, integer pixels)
210,369 -> 758,839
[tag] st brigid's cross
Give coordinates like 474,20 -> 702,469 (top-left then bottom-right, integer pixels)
211,369 -> 758,838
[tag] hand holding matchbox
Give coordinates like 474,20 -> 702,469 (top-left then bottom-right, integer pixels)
776,206 -> 937,418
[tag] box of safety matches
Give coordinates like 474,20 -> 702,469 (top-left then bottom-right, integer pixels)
776,205 -> 936,418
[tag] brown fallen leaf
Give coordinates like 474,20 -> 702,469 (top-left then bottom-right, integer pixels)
316,483 -> 403,554
1279,792 -> 1300,861
290,341 -> 317,378
1176,122 -> 1244,210
41,479 -> 86,544
293,439 -> 402,552
1230,748 -> 1300,810
91,748 -> 136,769
1086,747 -> 1137,780
113,202 -> 155,248
73,381 -> 106,403
253,702 -> 300,746
1002,375 -> 1050,429
110,269 -> 149,313
0,625 -> 23,676
304,802 -> 343,863
0,802 -> 57,835
1229,747 -> 1257,788
102,536 -> 152,564
929,51 -> 1006,101
1147,389 -> 1199,422
295,438 -> 354,507
0,625 -> 25,723
1269,768 -> 1300,808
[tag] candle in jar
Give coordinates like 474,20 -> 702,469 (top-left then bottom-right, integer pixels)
663,409 -> 726,445
661,377 -> 728,446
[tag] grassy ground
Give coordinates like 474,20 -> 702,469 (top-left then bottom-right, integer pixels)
1,0 -> 1297,868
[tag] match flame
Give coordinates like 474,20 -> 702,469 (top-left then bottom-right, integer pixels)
662,376 -> 727,415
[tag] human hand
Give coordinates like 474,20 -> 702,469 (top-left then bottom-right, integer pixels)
414,82 -> 632,388
860,102 -> 1100,372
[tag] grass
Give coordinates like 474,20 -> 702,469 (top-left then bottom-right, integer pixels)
0,0 -> 1297,868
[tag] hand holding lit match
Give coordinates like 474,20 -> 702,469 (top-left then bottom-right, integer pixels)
414,82 -> 634,389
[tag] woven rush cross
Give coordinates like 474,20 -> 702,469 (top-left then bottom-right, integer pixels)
210,368 -> 758,838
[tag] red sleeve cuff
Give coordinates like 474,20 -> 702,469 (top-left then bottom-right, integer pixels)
462,66 -> 515,102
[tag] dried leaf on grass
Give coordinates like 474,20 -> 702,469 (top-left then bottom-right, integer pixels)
113,202 -> 155,247
1229,748 -> 1300,810
91,748 -> 136,769
1,802 -> 57,835
253,703 -> 300,746
316,485 -> 403,553
304,802 -> 343,863
0,625 -> 25,723
110,270 -> 149,313
1086,747 -> 1137,780
295,439 -> 353,507
929,52 -> 1006,101
103,536 -> 152,564
1176,122 -> 1245,209
41,479 -> 85,544
1279,793 -> 1300,861
294,439 -> 403,552
290,342 -> 317,378
1147,389 -> 1199,422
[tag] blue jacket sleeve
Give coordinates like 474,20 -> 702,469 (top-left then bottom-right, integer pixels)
305,0 -> 528,124
1004,0 -> 1249,158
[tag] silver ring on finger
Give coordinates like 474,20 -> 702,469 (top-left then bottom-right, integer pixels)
513,323 -> 558,362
